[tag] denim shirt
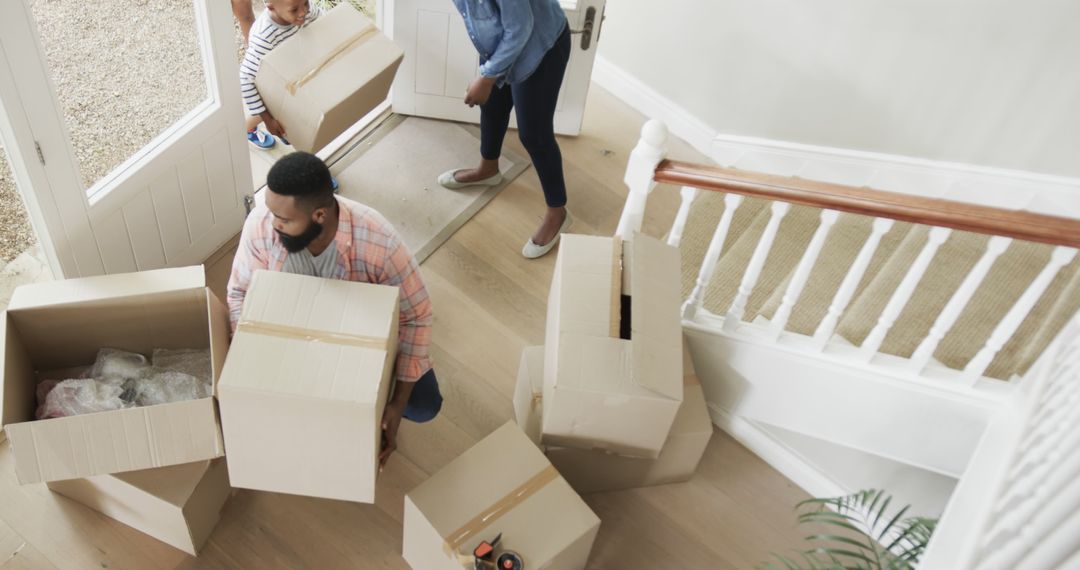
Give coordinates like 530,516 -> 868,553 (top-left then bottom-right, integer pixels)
451,0 -> 568,86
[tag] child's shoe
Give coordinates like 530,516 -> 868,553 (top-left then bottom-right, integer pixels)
247,129 -> 276,150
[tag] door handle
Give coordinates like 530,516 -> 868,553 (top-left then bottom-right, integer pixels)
569,6 -> 599,51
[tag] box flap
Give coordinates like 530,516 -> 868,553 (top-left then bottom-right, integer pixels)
669,383 -> 712,438
113,459 -> 212,506
8,266 -> 205,311
552,235 -> 618,338
5,397 -> 224,484
628,234 -> 683,401
514,346 -> 545,445
240,270 -> 397,340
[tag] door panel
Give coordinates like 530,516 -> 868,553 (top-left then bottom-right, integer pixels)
391,0 -> 605,136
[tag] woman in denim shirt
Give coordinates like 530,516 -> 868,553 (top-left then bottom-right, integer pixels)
437,0 -> 572,259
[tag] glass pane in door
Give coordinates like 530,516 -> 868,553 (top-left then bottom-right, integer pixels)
30,0 -> 210,195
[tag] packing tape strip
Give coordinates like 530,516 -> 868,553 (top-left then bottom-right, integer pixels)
286,26 -> 379,95
236,320 -> 388,350
442,465 -> 560,559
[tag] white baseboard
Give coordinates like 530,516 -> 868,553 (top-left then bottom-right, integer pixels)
591,57 -> 1080,217
707,403 -> 846,500
592,55 -> 717,156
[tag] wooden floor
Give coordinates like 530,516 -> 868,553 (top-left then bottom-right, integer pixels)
0,86 -> 811,569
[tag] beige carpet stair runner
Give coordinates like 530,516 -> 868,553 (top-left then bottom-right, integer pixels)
677,189 -> 1080,381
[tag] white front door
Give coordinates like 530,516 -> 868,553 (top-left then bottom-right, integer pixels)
389,0 -> 604,136
0,0 -> 252,279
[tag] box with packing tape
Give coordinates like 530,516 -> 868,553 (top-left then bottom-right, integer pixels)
542,233 -> 684,458
1,266 -> 229,485
217,270 -> 399,504
47,458 -> 231,556
255,3 -> 404,153
402,422 -> 600,570
517,341 -> 713,495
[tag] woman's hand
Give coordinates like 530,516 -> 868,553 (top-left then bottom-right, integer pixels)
464,76 -> 498,107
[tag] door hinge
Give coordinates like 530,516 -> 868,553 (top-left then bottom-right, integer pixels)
569,6 -> 598,51
243,194 -> 254,216
35,141 -> 45,165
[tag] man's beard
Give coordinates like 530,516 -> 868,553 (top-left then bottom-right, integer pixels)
277,220 -> 323,253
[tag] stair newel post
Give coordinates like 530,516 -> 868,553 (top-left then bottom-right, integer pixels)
615,120 -> 668,241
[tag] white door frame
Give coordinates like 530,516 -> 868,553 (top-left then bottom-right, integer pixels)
0,0 -> 252,278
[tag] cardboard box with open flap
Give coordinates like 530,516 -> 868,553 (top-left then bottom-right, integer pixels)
516,341 -> 713,494
217,270 -> 399,503
255,3 -> 404,153
541,233 -> 684,458
47,458 -> 231,556
1,266 -> 229,485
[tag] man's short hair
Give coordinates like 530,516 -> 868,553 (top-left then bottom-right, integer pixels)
267,152 -> 335,211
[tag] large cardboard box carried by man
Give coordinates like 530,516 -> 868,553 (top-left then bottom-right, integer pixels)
217,270 -> 399,504
542,233 -> 684,458
1,266 -> 229,485
255,4 -> 404,153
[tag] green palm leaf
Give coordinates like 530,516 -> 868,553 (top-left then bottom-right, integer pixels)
757,490 -> 939,570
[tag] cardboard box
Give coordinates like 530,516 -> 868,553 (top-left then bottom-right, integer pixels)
1,266 -> 229,485
47,459 -> 231,556
542,233 -> 684,458
517,343 -> 713,494
255,4 -> 404,153
217,270 -> 399,503
403,422 -> 600,570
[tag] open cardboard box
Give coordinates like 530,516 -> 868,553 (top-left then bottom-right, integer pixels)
217,270 -> 399,503
47,458 -> 231,556
541,233 -> 684,458
1,266 -> 228,484
256,3 -> 404,153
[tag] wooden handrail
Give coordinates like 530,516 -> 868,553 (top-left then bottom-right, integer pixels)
655,160 -> 1080,248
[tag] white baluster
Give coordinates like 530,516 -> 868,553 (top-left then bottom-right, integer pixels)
963,246 -> 1079,384
666,186 -> 701,247
682,194 -> 744,320
770,209 -> 839,339
723,201 -> 791,333
615,120 -> 668,240
908,236 -> 1013,372
812,217 -> 895,350
859,226 -> 952,361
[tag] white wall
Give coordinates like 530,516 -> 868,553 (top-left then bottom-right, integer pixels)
596,0 -> 1080,177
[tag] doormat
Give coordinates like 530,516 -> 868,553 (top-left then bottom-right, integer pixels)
329,115 -> 530,262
